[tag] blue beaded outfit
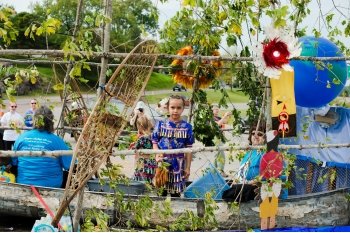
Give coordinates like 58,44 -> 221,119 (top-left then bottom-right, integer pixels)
152,119 -> 194,194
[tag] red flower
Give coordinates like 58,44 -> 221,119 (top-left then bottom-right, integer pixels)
262,38 -> 290,69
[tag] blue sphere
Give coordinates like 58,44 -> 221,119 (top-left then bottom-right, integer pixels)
290,37 -> 347,108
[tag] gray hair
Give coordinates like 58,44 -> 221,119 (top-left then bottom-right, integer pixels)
34,105 -> 54,132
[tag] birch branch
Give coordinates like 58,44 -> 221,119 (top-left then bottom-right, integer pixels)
114,143 -> 350,156
1,49 -> 350,61
0,57 -> 230,71
1,142 -> 350,158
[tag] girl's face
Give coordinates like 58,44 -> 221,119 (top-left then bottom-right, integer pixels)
212,107 -> 219,117
251,130 -> 265,146
168,98 -> 184,121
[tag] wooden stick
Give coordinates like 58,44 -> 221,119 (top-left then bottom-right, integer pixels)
1,142 -> 350,157
0,49 -> 350,61
73,190 -> 84,232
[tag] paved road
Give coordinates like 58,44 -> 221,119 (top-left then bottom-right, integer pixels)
6,90 -> 248,119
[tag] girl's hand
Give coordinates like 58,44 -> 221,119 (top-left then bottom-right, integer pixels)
184,168 -> 190,180
223,111 -> 232,118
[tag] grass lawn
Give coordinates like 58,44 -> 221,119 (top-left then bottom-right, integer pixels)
144,89 -> 248,104
146,72 -> 175,91
34,65 -> 175,91
31,67 -> 249,104
36,66 -> 57,79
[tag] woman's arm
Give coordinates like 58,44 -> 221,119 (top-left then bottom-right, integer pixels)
184,152 -> 192,179
216,112 -> 232,127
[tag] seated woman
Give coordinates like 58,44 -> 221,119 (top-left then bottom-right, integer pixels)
12,106 -> 72,188
223,121 -> 266,202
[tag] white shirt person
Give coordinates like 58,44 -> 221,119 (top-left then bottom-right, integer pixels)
1,102 -> 24,150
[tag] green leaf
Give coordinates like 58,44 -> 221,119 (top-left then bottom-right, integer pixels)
30,76 -> 37,84
332,78 -> 341,85
325,13 -> 334,25
24,27 -> 30,37
36,27 -> 44,36
52,83 -> 64,91
182,0 -> 196,7
78,77 -> 89,83
345,21 -> 350,37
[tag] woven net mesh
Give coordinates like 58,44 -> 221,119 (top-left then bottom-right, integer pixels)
289,155 -> 350,195
55,40 -> 158,221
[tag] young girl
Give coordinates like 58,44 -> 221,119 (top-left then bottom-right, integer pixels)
132,115 -> 156,183
152,95 -> 194,197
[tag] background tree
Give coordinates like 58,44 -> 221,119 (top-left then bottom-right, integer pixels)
31,0 -> 159,52
7,12 -> 47,49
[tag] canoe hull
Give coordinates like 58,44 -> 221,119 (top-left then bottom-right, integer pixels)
0,182 -> 348,230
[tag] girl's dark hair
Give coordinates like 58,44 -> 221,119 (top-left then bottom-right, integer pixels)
167,95 -> 186,107
248,120 -> 266,145
34,106 -> 54,132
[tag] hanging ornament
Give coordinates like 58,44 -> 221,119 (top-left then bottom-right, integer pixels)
254,26 -> 301,78
270,70 -> 297,138
170,46 -> 222,89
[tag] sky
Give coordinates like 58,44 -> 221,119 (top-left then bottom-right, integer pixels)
1,0 -> 348,32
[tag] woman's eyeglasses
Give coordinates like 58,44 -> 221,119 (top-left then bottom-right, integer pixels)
31,102 -> 37,104
11,106 -> 17,108
252,131 -> 265,137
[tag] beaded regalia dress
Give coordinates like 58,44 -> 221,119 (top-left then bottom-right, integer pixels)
152,119 -> 194,194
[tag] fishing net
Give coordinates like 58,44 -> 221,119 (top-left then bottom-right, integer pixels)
288,155 -> 350,195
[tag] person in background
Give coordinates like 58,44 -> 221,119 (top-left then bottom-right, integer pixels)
131,115 -> 156,183
156,97 -> 169,118
130,101 -> 151,130
152,95 -> 194,197
0,108 -> 4,150
12,105 -> 72,188
0,107 -> 12,180
212,104 -> 232,177
237,121 -> 267,182
222,121 -> 267,202
24,99 -> 38,127
1,102 -> 24,150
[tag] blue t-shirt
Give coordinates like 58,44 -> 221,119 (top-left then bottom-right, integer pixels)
12,129 -> 72,188
238,149 -> 264,181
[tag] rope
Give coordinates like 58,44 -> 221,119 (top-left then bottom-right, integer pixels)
31,185 -> 63,230
98,84 -> 113,97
